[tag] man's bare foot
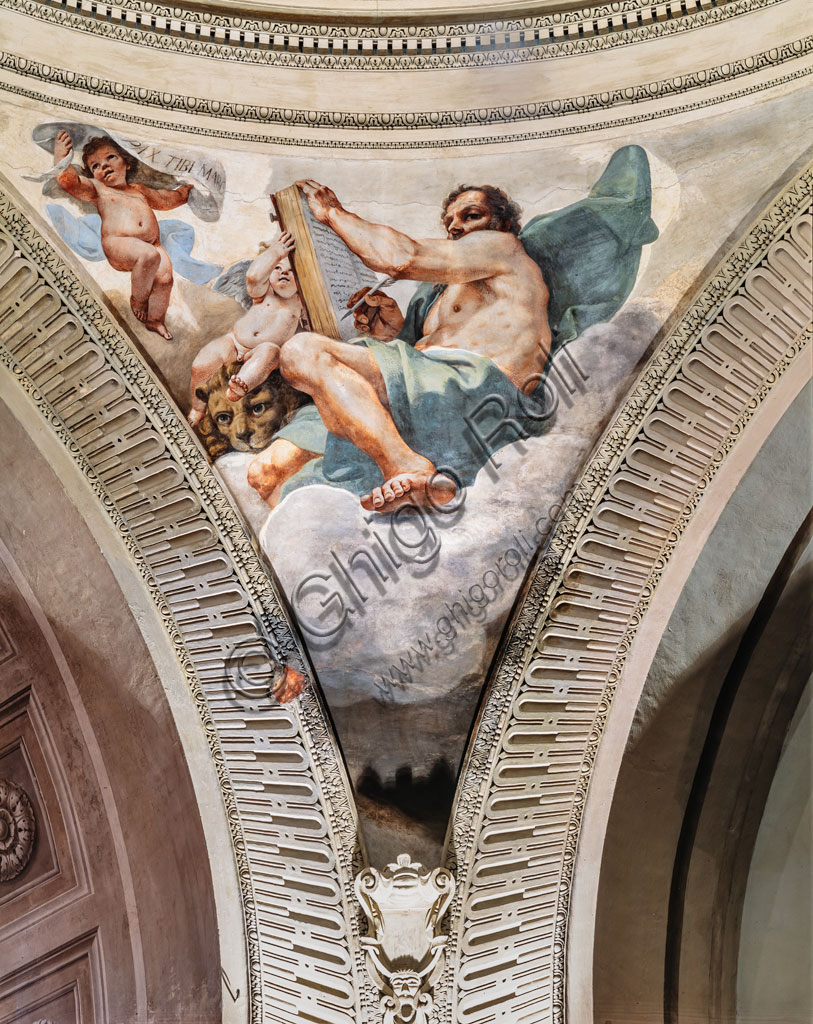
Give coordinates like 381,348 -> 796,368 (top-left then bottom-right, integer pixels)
130,296 -> 148,323
187,407 -> 204,428
146,319 -> 172,340
227,374 -> 249,402
361,467 -> 457,513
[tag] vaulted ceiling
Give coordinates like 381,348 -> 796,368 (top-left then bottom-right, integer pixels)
0,1 -> 810,1021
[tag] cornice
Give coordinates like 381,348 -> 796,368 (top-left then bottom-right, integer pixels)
118,0 -> 680,24
1,0 -> 785,70
1,37 -> 809,143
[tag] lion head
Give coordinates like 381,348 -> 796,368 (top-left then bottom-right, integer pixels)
194,362 -> 309,459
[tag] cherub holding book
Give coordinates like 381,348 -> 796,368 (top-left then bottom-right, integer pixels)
188,232 -> 305,427
52,128 -> 193,339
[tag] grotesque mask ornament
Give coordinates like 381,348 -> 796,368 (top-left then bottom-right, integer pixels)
355,854 -> 455,1024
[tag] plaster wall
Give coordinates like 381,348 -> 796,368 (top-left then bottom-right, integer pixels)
593,380 -> 813,1022
737,680 -> 812,1024
0,395 -> 228,1022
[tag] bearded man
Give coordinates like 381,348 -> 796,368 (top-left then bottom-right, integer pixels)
248,147 -> 658,512
250,181 -> 553,512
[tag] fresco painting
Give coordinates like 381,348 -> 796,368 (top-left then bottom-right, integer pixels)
49,128 -> 195,340
188,231 -> 304,419
16,118 -> 667,855
262,154 -> 656,513
16,96 -> 803,857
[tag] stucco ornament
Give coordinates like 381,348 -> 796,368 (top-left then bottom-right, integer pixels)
0,777 -> 35,881
355,854 -> 455,1024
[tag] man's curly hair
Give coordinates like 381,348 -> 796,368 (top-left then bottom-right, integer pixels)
81,136 -> 138,180
441,184 -> 522,236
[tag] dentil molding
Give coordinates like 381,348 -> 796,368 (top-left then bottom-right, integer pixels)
0,0 -> 784,71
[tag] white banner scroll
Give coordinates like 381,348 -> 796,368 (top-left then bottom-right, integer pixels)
26,121 -> 225,222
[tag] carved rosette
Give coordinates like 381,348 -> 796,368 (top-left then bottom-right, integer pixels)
0,774 -> 35,880
355,855 -> 455,1024
0,777 -> 35,881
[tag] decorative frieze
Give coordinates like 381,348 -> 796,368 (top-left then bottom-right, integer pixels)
0,39 -> 809,134
0,180 -> 366,1024
0,0 -> 781,71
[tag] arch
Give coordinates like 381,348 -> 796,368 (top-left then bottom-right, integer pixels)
0,399 -> 225,1021
448,164 -> 811,1024
0,172 -> 367,1024
588,385 -> 811,1024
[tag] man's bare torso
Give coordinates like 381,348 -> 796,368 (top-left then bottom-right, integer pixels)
417,233 -> 551,391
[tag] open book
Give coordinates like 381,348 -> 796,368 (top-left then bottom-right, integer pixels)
272,185 -> 381,342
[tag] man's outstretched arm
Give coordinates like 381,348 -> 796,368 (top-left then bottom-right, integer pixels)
296,179 -> 517,284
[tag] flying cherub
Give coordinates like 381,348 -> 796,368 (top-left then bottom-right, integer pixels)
52,128 -> 193,339
187,232 -> 306,427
